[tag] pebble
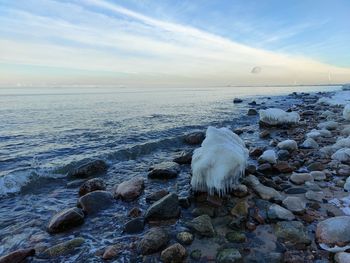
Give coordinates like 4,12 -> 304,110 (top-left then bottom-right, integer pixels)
137,227 -> 169,255
186,215 -> 215,237
160,243 -> 187,263
282,196 -> 306,213
268,204 -> 295,221
148,162 -> 180,179
176,232 -> 193,245
114,176 -> 144,201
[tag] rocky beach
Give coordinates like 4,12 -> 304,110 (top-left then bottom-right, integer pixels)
1,87 -> 350,263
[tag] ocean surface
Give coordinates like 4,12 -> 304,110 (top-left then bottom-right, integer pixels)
0,85 -> 341,260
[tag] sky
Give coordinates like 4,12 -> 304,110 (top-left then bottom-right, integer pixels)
0,0 -> 350,87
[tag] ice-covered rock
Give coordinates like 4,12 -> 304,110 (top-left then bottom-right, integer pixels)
344,177 -> 350,192
317,121 -> 338,130
301,138 -> 319,149
258,150 -> 277,164
332,148 -> 350,163
306,129 -> 332,139
277,139 -> 298,151
191,126 -> 248,196
333,136 -> 350,150
259,108 -> 300,126
343,104 -> 350,120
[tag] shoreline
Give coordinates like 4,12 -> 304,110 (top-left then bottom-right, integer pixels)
1,88 -> 350,262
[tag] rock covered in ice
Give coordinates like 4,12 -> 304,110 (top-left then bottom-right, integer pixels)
317,121 -> 338,130
259,108 -> 300,126
333,136 -> 350,150
343,104 -> 350,120
332,148 -> 350,163
344,177 -> 350,192
191,126 -> 248,196
258,150 -> 277,164
301,138 -> 319,149
277,139 -> 298,151
306,129 -> 332,139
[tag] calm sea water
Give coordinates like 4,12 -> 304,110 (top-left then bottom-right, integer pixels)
0,85 -> 340,196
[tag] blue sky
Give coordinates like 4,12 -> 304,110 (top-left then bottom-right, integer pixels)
0,0 -> 349,86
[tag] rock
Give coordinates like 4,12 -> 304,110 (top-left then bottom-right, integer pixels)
148,162 -> 180,179
173,151 -> 192,164
78,190 -> 114,214
144,193 -> 180,221
307,162 -> 324,171
175,232 -> 193,247
250,147 -> 264,157
301,138 -> 319,149
226,231 -> 246,243
160,243 -> 187,263
311,171 -> 326,181
268,204 -> 295,221
305,190 -> 323,202
186,215 -> 215,237
216,248 -> 242,263
284,187 -> 307,194
128,207 -> 142,217
248,108 -> 258,115
190,250 -> 201,260
258,163 -> 272,172
47,207 -> 84,233
114,176 -> 144,201
233,98 -> 243,103
138,227 -> 169,255
232,184 -> 248,197
260,130 -> 271,138
275,221 -> 311,245
102,244 -> 122,260
78,178 -> 106,197
282,196 -> 306,213
317,121 -> 338,130
290,173 -> 314,185
335,252 -> 350,263
277,150 -> 290,161
124,217 -> 144,233
179,196 -> 191,208
258,150 -> 277,164
68,159 -> 107,178
230,200 -> 249,218
344,176 -> 350,192
192,206 -> 215,217
0,248 -> 35,263
274,161 -> 295,173
145,189 -> 169,203
277,140 -> 298,151
184,131 -> 205,145
40,237 -> 84,258
245,175 -> 282,201
316,216 -> 350,251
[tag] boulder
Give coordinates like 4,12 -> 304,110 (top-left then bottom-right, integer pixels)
173,151 -> 193,164
248,109 -> 258,115
186,215 -> 215,237
148,162 -> 180,179
138,227 -> 169,255
78,178 -> 106,197
144,193 -> 180,221
78,190 -> 114,214
68,159 -> 107,178
184,131 -> 205,145
114,176 -> 144,201
47,207 -> 84,233
0,248 -> 35,263
160,243 -> 187,263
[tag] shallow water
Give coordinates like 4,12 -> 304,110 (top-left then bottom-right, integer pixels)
0,85 -> 340,261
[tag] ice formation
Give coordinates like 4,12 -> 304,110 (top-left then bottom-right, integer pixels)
343,104 -> 350,120
259,108 -> 300,126
191,126 -> 248,196
331,148 -> 350,163
259,149 -> 277,164
306,129 -> 332,140
277,139 -> 298,151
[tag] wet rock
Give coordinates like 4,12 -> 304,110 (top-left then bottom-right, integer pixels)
179,196 -> 191,208
148,162 -> 180,179
186,215 -> 215,237
233,98 -> 243,103
317,121 -> 338,130
245,175 -> 282,201
47,207 -> 84,233
244,251 -> 283,263
102,244 -> 122,260
0,248 -> 35,263
226,231 -> 246,243
184,131 -> 205,145
284,187 -> 307,194
277,149 -> 290,161
301,138 -> 319,149
128,207 -> 142,217
230,200 -> 249,218
160,243 -> 187,263
192,206 -> 215,217
144,193 -> 180,221
40,237 -> 84,258
114,176 -> 144,201
216,248 -> 242,263
290,173 -> 313,185
268,204 -> 295,221
190,250 -> 202,260
68,159 -> 107,178
260,130 -> 271,138
248,108 -> 258,115
176,231 -> 193,245
258,163 -> 272,172
277,139 -> 298,151
275,221 -> 311,245
145,189 -> 169,203
273,161 -> 295,173
138,227 -> 169,255
173,151 -> 192,164
311,171 -> 326,181
124,217 -> 144,233
249,147 -> 264,157
307,162 -> 325,171
335,252 -> 350,263
282,196 -> 306,213
207,195 -> 223,207
78,190 -> 114,214
78,178 -> 106,197
305,190 -> 323,202
316,216 -> 350,251
232,184 -> 249,197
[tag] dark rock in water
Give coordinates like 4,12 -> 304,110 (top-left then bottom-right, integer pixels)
114,176 -> 144,201
0,248 -> 35,263
146,189 -> 169,203
102,244 -> 122,260
277,150 -> 290,161
148,162 -> 180,179
192,206 -> 215,217
145,193 -> 180,221
173,150 -> 193,164
40,238 -> 84,258
273,162 -> 295,173
258,163 -> 272,172
78,190 -> 114,214
186,214 -> 215,237
250,147 -> 263,157
190,250 -> 202,260
249,100 -> 257,105
79,178 -> 106,197
216,248 -> 242,263
68,159 -> 107,178
179,196 -> 191,208
246,164 -> 257,174
128,207 -> 142,218
138,227 -> 169,255
47,207 -> 84,233
274,221 -> 311,245
124,217 -> 144,233
248,108 -> 258,115
233,98 -> 243,103
307,162 -> 324,171
226,231 -> 246,243
284,187 -> 307,194
184,131 -> 205,145
260,130 -> 271,138
176,231 -> 193,245
160,243 -> 187,263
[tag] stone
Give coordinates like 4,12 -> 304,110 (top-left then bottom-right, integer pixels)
301,138 -> 319,149
311,171 -> 326,181
233,98 -> 243,103
230,200 -> 249,218
78,178 -> 106,197
179,196 -> 191,208
128,207 -> 142,217
277,150 -> 290,161
290,173 -> 314,185
258,163 -> 272,172
285,187 -> 307,194
274,161 -> 295,173
176,232 -> 193,245
114,176 -> 144,201
0,248 -> 35,263
268,204 -> 295,221
192,206 -> 215,217
317,121 -> 338,130
216,248 -> 242,263
250,147 -> 264,157
260,130 -> 271,138
307,162 -> 324,171
305,190 -> 323,202
282,196 -> 306,213
186,215 -> 215,237
335,252 -> 350,263
148,162 -> 180,179
184,131 -> 205,145
145,189 -> 169,203
232,184 -> 248,197
173,151 -> 192,164
40,237 -> 84,258
144,193 -> 180,221
124,217 -> 144,234
226,231 -> 246,243
78,190 -> 114,214
102,245 -> 122,260
190,250 -> 201,260
248,108 -> 258,115
245,175 -> 282,201
68,159 -> 107,178
138,227 -> 169,255
275,221 -> 311,245
316,216 -> 350,251
277,140 -> 298,151
160,243 -> 187,263
47,207 -> 84,233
